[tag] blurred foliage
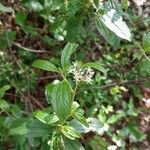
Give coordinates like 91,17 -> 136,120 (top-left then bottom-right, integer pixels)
0,0 -> 150,150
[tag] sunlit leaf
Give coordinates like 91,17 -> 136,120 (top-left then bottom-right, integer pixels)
72,109 -> 89,127
35,111 -> 59,124
98,9 -> 131,41
96,18 -> 121,48
61,125 -> 80,140
61,43 -> 78,67
32,59 -> 58,72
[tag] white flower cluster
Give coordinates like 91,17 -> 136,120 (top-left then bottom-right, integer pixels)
132,0 -> 147,6
69,62 -> 94,84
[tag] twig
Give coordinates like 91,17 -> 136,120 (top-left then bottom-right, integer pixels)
37,74 -> 60,80
1,35 -> 50,53
13,42 -> 50,53
99,79 -> 148,89
5,30 -> 24,71
5,29 -> 34,112
31,96 -> 44,109
78,78 -> 150,93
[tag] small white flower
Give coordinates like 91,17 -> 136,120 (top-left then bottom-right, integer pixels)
69,62 -> 94,84
107,145 -> 117,150
53,80 -> 60,85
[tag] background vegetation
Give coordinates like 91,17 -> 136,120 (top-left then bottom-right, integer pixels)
0,0 -> 150,150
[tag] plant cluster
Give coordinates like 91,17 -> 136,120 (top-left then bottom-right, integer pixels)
0,0 -> 150,150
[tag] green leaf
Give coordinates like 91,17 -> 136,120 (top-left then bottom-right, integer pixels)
88,136 -> 109,150
126,122 -> 146,141
107,110 -> 125,124
143,32 -> 150,51
96,18 -> 120,48
69,120 -> 89,133
61,125 -> 80,140
10,123 -> 27,135
69,118 -> 103,134
64,139 -> 85,150
0,85 -> 11,99
51,16 -> 64,32
66,0 -> 83,16
6,118 -> 27,135
71,101 -> 80,113
35,110 -> 59,124
61,43 -> 78,67
44,0 -> 53,8
98,109 -> 107,123
0,99 -> 10,110
52,80 -> 72,120
87,118 -> 104,132
50,131 -> 63,150
10,105 -> 22,118
45,83 -> 56,104
72,109 -> 89,127
0,3 -> 13,13
127,98 -> 137,116
15,11 -> 27,26
82,62 -> 107,75
0,31 -> 16,50
24,1 -> 43,12
121,0 -> 129,10
136,58 -> 150,75
66,16 -> 81,42
98,8 -> 131,41
32,59 -> 58,72
23,25 -> 37,36
26,119 -> 52,137
30,1 -> 43,11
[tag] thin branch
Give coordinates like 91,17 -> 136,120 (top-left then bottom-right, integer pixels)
30,96 -> 44,109
78,78 -> 150,93
5,30 -> 24,71
1,34 -> 50,53
37,74 -> 60,80
99,79 -> 148,89
13,42 -> 50,53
